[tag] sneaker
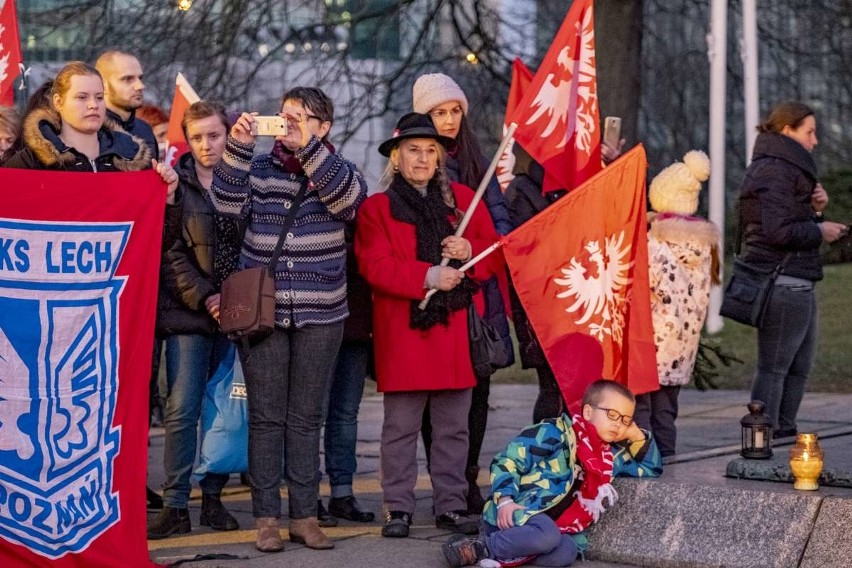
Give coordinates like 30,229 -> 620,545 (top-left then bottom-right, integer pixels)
436,510 -> 479,535
381,511 -> 412,538
442,537 -> 489,567
317,500 -> 339,528
147,506 -> 190,540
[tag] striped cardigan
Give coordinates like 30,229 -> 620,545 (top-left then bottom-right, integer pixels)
210,135 -> 367,328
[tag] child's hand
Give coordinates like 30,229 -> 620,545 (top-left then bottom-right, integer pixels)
496,500 -> 525,529
621,421 -> 646,444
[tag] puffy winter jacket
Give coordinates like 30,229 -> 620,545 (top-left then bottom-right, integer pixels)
737,132 -> 824,281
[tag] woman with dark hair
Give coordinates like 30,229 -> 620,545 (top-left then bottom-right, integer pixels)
355,112 -> 501,539
411,73 -> 514,513
736,101 -> 847,437
210,86 -> 367,553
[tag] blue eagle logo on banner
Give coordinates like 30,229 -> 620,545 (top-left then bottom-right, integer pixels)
0,219 -> 129,559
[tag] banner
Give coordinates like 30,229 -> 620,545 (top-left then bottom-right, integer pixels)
164,72 -> 201,167
0,0 -> 22,106
502,145 -> 658,408
509,0 -> 601,193
0,168 -> 164,567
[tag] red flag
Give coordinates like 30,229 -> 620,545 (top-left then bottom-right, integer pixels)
501,145 -> 658,410
0,0 -> 23,106
510,0 -> 601,193
0,169 -> 165,567
496,58 -> 534,193
164,72 -> 201,166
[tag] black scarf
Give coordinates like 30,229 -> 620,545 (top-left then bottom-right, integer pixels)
386,174 -> 477,330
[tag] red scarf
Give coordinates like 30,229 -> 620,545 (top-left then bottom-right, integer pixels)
556,413 -> 617,534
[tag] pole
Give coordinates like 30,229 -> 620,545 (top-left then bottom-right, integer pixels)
705,0 -> 727,334
741,0 -> 760,164
418,123 -> 518,310
418,241 -> 504,307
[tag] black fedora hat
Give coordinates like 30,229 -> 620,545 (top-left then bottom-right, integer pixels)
378,112 -> 457,157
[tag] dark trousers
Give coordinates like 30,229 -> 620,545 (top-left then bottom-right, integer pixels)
240,323 -> 343,519
751,283 -> 818,433
634,385 -> 681,457
533,365 -> 562,424
323,341 -> 370,497
481,514 -> 578,566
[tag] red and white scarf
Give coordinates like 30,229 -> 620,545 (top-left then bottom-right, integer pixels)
556,413 -> 617,534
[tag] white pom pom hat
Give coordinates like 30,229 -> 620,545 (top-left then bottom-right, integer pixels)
649,150 -> 711,215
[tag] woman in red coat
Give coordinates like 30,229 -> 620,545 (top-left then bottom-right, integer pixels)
355,113 -> 501,539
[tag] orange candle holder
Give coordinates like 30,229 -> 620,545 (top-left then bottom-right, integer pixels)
789,433 -> 823,491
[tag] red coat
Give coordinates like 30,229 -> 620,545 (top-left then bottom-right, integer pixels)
355,182 -> 502,393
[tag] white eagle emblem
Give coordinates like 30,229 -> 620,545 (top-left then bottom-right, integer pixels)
524,6 -> 597,153
0,22 -> 10,86
554,231 -> 632,343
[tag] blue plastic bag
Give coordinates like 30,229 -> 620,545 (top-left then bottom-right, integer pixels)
194,345 -> 248,478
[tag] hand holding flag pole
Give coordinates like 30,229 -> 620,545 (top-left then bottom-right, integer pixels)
418,122 -> 518,310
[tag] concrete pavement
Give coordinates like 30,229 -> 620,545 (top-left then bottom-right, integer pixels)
147,383 -> 852,567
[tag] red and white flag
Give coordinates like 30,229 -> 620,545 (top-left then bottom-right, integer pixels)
496,58 -> 534,193
501,145 -> 658,410
0,0 -> 22,106
164,72 -> 201,166
510,0 -> 601,193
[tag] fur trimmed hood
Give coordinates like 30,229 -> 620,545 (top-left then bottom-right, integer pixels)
21,107 -> 151,170
649,211 -> 721,284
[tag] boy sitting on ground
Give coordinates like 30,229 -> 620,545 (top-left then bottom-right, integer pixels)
443,379 -> 662,567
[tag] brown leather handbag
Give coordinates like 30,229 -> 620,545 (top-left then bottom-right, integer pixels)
219,183 -> 307,345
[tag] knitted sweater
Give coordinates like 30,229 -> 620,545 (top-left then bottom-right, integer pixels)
210,135 -> 367,328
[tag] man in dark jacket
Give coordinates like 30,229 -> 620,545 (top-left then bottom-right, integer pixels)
95,51 -> 158,158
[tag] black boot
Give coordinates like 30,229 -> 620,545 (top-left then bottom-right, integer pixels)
147,506 -> 191,540
465,466 -> 486,514
199,493 -> 239,531
317,500 -> 339,527
146,486 -> 163,511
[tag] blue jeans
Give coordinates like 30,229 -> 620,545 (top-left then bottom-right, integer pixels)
482,514 -> 578,566
159,333 -> 232,508
751,282 -> 818,433
323,341 -> 369,498
240,323 -> 343,519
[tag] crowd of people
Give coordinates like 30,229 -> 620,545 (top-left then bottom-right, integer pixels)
1,50 -> 845,567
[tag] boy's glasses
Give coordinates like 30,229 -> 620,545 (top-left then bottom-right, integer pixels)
593,406 -> 633,426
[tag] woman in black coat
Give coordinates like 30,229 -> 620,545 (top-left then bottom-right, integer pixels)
736,101 -> 847,437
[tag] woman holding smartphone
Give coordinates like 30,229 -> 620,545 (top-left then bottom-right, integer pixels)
736,101 -> 847,438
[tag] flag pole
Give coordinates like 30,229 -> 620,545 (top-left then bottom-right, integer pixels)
418,122 -> 518,310
419,241 -> 505,307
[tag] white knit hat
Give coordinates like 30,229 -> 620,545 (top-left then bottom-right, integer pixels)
412,73 -> 469,115
649,150 -> 711,215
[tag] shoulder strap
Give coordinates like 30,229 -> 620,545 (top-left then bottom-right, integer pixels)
267,182 -> 309,274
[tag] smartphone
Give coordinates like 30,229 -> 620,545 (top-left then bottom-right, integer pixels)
251,116 -> 288,136
603,116 -> 622,148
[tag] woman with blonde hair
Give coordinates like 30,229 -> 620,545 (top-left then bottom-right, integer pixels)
355,112 -> 501,538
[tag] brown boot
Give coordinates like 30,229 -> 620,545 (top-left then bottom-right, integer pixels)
288,517 -> 334,549
255,517 -> 285,553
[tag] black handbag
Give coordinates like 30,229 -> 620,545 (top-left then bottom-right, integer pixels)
467,303 -> 510,379
219,183 -> 308,345
719,215 -> 791,328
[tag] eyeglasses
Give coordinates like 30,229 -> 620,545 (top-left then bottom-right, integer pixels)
593,406 -> 633,427
429,106 -> 464,121
279,111 -> 325,123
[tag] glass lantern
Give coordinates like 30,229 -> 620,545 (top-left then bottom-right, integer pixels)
741,400 -> 772,459
789,433 -> 824,490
